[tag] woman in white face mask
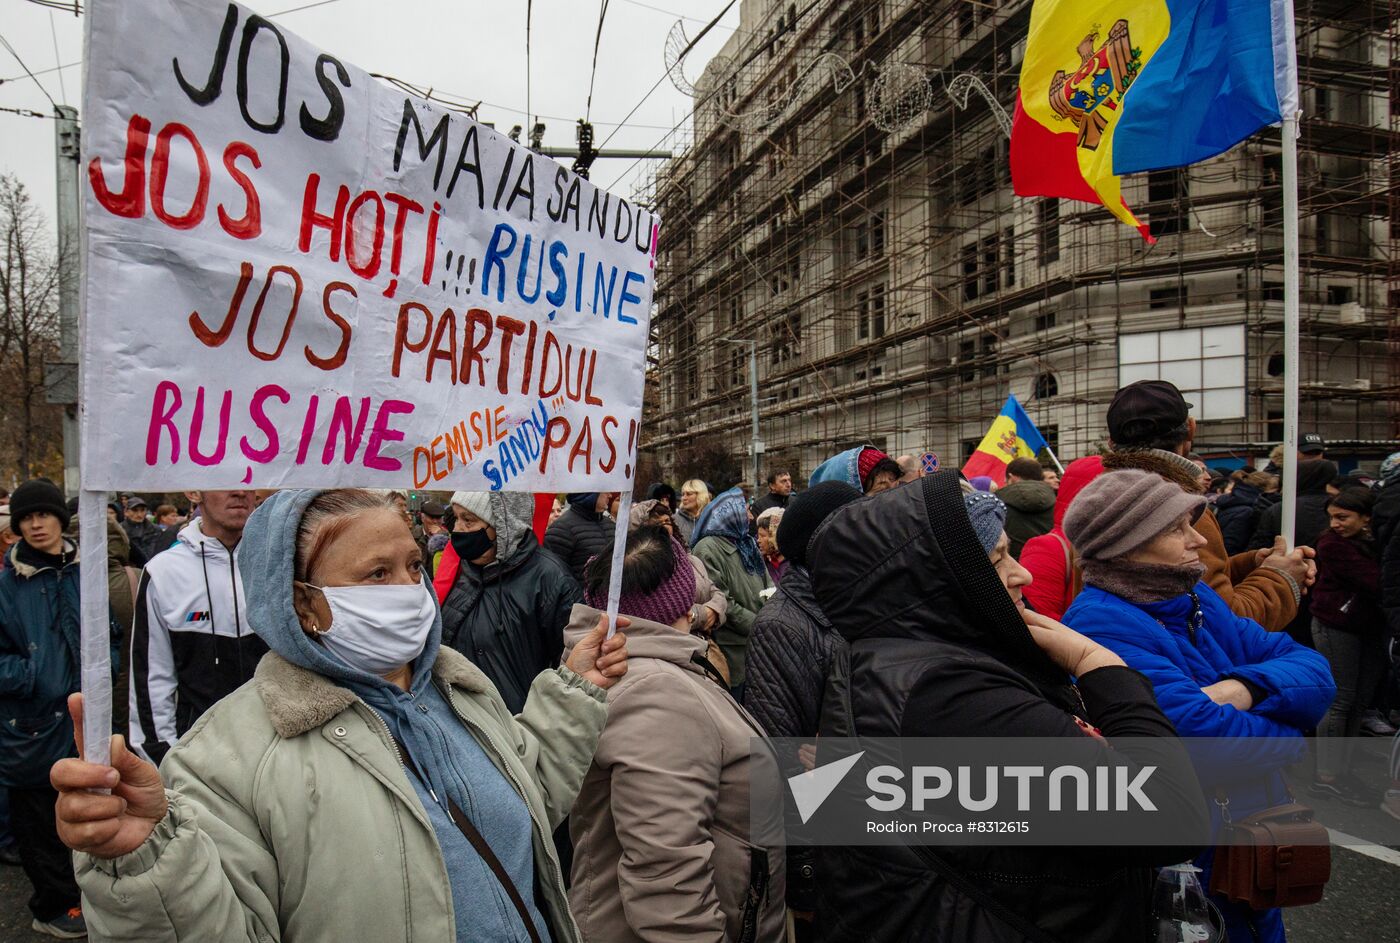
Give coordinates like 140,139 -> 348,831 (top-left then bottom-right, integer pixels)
49,488 -> 628,943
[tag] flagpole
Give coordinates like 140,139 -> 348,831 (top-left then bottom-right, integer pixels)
1043,444 -> 1066,476
1279,112 -> 1300,552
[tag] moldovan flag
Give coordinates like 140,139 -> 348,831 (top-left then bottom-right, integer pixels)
1011,0 -> 1299,242
962,396 -> 1049,488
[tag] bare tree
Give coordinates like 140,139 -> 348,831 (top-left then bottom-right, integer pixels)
0,174 -> 64,484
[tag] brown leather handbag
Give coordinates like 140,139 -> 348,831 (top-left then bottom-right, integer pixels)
1209,801 -> 1331,910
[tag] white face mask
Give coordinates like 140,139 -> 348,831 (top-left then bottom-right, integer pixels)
311,581 -> 437,677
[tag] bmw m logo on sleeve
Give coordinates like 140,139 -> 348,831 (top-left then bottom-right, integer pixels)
185,611 -> 212,623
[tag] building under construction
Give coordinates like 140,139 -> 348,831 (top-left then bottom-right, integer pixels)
637,0 -> 1397,485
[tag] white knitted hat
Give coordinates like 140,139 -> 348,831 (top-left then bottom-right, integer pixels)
450,491 -> 494,528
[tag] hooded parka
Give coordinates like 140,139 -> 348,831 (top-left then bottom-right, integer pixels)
440,492 -> 580,714
808,472 -> 1207,943
563,605 -> 785,943
73,490 -> 608,943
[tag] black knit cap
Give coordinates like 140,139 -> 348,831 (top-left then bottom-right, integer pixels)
9,478 -> 70,534
777,481 -> 863,566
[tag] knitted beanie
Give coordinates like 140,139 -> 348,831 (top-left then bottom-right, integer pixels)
968,476 -> 995,493
857,447 -> 890,487
583,535 -> 697,627
450,491 -> 494,528
9,479 -> 69,534
962,491 -> 1007,555
1063,469 -> 1206,562
776,481 -> 863,566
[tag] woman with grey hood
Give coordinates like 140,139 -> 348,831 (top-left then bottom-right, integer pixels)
49,488 -> 629,943
439,491 -> 582,714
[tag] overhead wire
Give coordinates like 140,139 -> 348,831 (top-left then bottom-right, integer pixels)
48,10 -> 67,105
0,30 -> 57,108
585,0 -> 610,122
593,0 -> 741,155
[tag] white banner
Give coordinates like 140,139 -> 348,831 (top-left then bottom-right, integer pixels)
81,0 -> 658,492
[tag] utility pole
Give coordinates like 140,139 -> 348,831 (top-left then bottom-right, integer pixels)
725,338 -> 763,487
48,105 -> 81,495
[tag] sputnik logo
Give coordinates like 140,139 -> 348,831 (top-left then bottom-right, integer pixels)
787,751 -> 865,825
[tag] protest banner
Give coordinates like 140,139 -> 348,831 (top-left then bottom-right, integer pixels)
82,0 -> 658,493
78,0 -> 659,760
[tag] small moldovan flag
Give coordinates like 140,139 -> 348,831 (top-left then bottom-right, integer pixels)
962,395 -> 1049,488
1010,0 -> 1300,242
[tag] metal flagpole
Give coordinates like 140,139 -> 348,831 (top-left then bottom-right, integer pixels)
1042,444 -> 1067,476
1279,112 -> 1301,552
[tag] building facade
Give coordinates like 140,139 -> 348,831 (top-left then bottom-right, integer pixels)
641,0 -> 1397,484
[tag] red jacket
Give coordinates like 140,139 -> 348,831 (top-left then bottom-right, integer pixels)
1019,456 -> 1104,620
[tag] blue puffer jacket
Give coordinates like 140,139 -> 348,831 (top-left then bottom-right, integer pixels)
1064,583 -> 1334,943
0,542 -> 119,788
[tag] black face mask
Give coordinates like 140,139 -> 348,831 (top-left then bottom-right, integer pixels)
451,528 -> 495,563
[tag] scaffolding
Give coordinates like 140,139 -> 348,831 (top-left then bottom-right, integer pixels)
636,0 -> 1397,484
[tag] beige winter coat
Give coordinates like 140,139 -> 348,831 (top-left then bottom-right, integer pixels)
563,605 -> 785,943
74,648 -> 606,942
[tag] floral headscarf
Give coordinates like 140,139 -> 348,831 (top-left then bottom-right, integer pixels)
690,486 -> 764,576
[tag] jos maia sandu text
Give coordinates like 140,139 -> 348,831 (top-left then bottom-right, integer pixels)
85,2 -> 656,489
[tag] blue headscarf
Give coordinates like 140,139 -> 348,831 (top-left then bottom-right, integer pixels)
690,486 -> 765,576
809,447 -> 863,489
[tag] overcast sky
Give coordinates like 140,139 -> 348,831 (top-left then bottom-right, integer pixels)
0,0 -> 741,238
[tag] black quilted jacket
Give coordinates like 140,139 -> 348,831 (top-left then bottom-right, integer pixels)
744,565 -> 843,742
743,564 -> 845,913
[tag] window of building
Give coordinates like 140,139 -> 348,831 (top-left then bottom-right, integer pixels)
855,211 -> 886,261
678,320 -> 698,392
1034,309 -> 1058,332
1148,285 -> 1187,310
978,334 -> 998,379
958,339 -> 976,382
727,296 -> 741,327
1037,199 -> 1061,264
954,138 -> 1010,205
1118,324 -> 1246,420
961,243 -> 980,302
956,3 -> 976,37
856,284 -> 887,341
730,347 -> 745,389
771,310 -> 801,365
1266,352 -> 1284,377
1148,169 -> 1187,238
1261,281 -> 1285,301
1033,371 -> 1059,400
980,234 -> 1000,297
1002,228 -> 1015,289
1267,408 -> 1283,441
1327,285 -> 1355,305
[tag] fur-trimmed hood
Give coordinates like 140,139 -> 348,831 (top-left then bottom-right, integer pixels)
254,645 -> 494,739
1103,448 -> 1203,493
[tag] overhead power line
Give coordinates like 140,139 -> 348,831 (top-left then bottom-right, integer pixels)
0,30 -> 58,108
585,0 -> 610,121
594,0 -> 740,155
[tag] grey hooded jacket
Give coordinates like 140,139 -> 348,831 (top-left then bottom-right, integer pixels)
74,490 -> 607,942
441,492 -> 581,714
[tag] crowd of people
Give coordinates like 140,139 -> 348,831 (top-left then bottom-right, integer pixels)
0,376 -> 1396,941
